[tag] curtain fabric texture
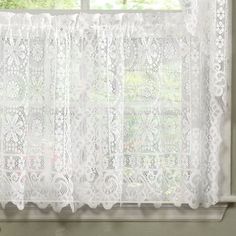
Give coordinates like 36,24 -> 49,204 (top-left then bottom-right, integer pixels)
0,0 -> 231,212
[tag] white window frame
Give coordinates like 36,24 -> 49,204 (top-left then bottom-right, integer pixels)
0,0 -> 235,222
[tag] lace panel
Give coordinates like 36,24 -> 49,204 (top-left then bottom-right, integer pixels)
0,0 -> 231,212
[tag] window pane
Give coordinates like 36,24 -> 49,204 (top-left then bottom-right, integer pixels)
90,0 -> 182,10
0,0 -> 81,9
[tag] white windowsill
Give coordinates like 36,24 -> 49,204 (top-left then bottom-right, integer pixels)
0,203 -> 229,222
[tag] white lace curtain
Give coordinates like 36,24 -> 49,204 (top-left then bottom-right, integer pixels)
0,0 -> 231,212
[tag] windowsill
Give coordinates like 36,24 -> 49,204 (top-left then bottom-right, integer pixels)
0,204 -> 228,222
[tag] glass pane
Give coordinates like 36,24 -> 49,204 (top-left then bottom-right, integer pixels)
90,0 -> 182,10
0,0 -> 81,9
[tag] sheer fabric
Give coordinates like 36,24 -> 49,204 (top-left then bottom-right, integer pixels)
0,0 -> 231,212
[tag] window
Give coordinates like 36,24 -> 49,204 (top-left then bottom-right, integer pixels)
0,0 -> 181,10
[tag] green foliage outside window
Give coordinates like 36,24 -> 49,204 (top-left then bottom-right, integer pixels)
0,0 -> 78,9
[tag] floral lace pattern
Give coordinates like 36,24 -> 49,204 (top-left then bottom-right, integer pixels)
0,0 -> 231,212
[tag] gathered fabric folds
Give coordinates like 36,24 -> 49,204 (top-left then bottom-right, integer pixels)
0,0 -> 231,212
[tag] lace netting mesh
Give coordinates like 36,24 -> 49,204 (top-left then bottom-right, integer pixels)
0,0 -> 231,212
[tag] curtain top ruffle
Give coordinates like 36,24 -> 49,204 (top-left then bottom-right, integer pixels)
0,12 -> 187,37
